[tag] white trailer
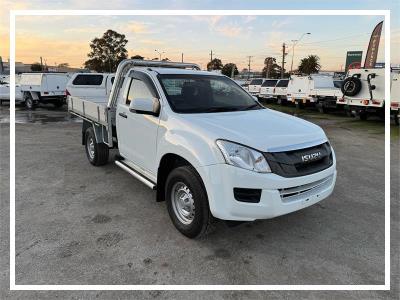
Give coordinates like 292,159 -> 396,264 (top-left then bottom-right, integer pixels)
19,73 -> 70,109
287,74 -> 341,110
340,68 -> 385,120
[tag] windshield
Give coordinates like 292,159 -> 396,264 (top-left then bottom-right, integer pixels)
276,80 -> 289,87
261,80 -> 278,87
158,74 -> 264,114
249,79 -> 263,85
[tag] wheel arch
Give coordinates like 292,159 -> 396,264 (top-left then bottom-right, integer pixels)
156,153 -> 199,202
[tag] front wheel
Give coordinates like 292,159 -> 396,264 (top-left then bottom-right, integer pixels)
25,94 -> 36,110
394,114 -> 399,126
165,166 -> 212,238
84,127 -> 109,166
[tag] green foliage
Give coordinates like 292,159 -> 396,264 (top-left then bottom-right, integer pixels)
298,55 -> 321,74
262,57 -> 281,78
131,55 -> 144,60
207,58 -> 223,71
84,29 -> 128,72
30,63 -> 42,71
221,63 -> 239,77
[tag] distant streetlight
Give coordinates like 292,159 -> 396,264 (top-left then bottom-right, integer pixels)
290,32 -> 311,73
154,49 -> 165,61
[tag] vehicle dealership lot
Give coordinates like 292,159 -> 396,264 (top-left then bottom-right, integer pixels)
0,105 -> 399,298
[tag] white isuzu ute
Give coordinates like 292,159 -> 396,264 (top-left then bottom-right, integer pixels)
68,60 -> 337,238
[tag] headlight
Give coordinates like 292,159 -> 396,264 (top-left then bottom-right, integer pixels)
216,140 -> 271,173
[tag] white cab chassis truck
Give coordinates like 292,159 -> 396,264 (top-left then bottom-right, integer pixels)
20,72 -> 70,109
287,74 -> 341,111
68,60 -> 337,238
340,68 -> 385,120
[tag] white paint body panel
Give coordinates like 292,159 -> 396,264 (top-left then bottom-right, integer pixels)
391,72 -> 400,111
342,68 -> 385,108
66,73 -> 115,103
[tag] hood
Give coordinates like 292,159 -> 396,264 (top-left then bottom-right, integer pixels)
178,108 -> 327,152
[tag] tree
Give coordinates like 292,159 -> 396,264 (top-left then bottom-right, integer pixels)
57,63 -> 69,68
131,55 -> 144,60
84,29 -> 128,72
30,63 -> 42,71
298,55 -> 321,74
221,63 -> 239,77
262,57 -> 281,78
207,58 -> 223,71
162,58 -> 170,62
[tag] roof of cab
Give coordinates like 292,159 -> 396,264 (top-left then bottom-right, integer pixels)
134,67 -> 222,76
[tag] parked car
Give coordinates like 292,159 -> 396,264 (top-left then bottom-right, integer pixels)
259,79 -> 278,100
273,79 -> 290,104
66,73 -> 115,103
287,74 -> 341,111
19,72 -> 70,109
340,68 -> 385,120
390,72 -> 399,125
247,78 -> 265,96
0,75 -> 24,105
68,59 -> 337,238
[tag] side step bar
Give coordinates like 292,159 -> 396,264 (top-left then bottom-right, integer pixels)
115,160 -> 156,190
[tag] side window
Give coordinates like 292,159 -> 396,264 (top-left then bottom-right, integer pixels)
111,77 -> 115,85
126,79 -> 154,105
72,74 -> 103,85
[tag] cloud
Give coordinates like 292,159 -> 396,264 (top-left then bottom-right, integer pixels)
215,25 -> 242,37
127,21 -> 149,34
271,19 -> 292,29
139,39 -> 164,45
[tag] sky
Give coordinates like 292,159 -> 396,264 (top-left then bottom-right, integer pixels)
1,0 -> 399,72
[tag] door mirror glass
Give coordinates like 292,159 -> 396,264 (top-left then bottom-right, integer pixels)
129,97 -> 160,116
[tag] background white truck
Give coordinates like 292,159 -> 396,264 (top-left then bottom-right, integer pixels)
287,74 -> 341,111
19,72 -> 70,109
390,72 -> 399,125
68,59 -> 336,238
66,73 -> 115,103
341,68 -> 385,120
259,79 -> 278,100
247,78 -> 265,96
0,75 -> 23,105
272,79 -> 289,104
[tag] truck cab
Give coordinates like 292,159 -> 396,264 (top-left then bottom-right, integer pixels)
68,60 -> 337,238
66,73 -> 115,103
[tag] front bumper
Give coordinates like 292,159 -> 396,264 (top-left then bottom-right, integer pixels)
196,157 -> 336,221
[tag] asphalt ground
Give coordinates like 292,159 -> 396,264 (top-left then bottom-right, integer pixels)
0,102 -> 399,299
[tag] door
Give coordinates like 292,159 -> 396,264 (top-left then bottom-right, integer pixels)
116,75 -> 160,175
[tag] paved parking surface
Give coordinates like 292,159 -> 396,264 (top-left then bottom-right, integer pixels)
0,104 -> 399,299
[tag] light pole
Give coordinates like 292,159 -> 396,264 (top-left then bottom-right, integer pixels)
290,32 -> 311,73
154,49 -> 165,61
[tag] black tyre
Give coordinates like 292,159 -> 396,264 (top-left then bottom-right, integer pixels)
165,166 -> 212,238
359,111 -> 368,121
84,127 -> 109,166
276,97 -> 282,105
25,94 -> 35,110
317,103 -> 327,114
395,114 -> 399,126
295,101 -> 303,109
342,76 -> 362,97
53,99 -> 64,108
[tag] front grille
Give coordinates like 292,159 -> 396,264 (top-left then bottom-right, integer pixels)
279,174 -> 334,203
264,142 -> 333,178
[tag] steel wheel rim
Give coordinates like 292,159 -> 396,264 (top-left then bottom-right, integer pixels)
171,182 -> 195,225
87,136 -> 95,159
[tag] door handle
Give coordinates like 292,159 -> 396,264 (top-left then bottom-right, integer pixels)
119,112 -> 127,118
